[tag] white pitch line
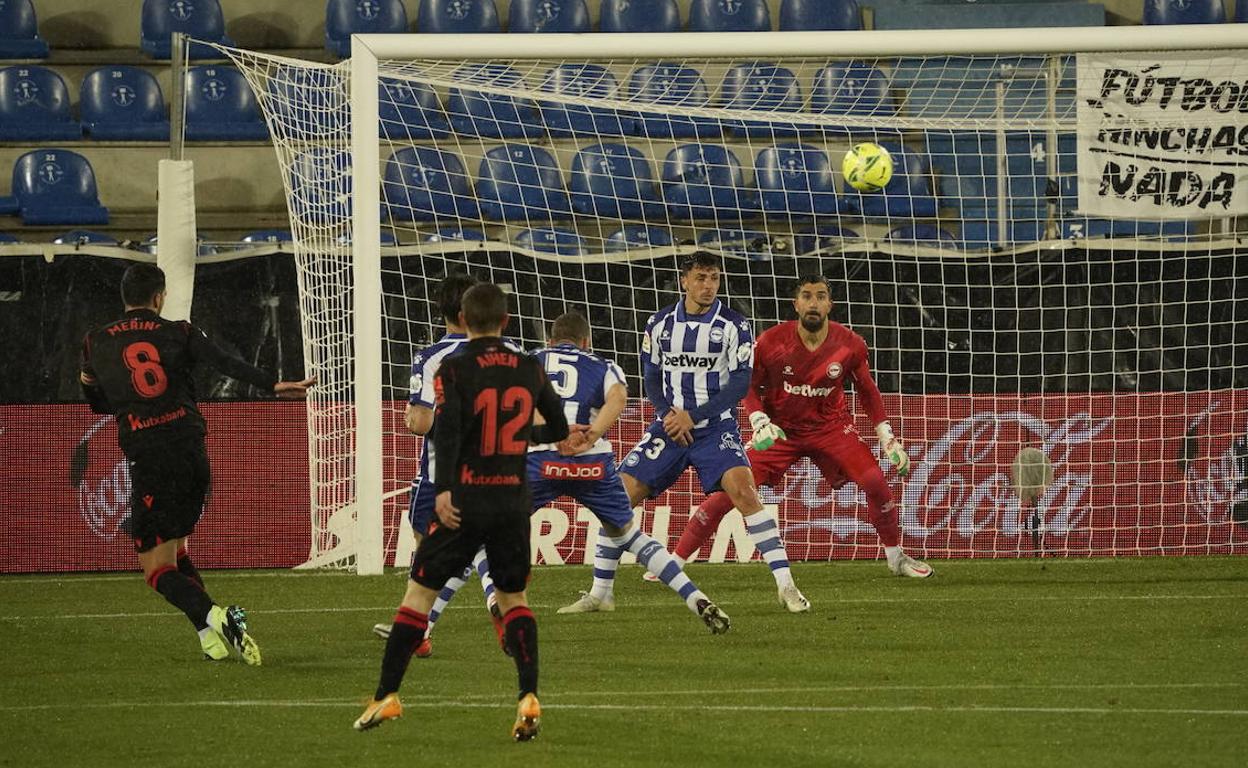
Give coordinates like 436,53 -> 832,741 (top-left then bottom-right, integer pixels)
2,592 -> 1245,622
0,698 -> 1243,717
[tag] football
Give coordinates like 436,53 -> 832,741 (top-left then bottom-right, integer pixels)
842,142 -> 894,192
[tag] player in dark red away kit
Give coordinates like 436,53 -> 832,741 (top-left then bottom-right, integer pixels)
354,283 -> 568,741
79,264 -> 314,665
671,274 -> 934,579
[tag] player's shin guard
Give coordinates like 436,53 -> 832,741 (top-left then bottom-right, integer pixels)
675,492 -> 734,561
426,570 -> 468,638
376,607 -> 428,699
502,607 -> 539,698
743,510 -> 795,588
590,528 -> 624,600
147,565 -> 213,631
175,547 -> 207,592
615,530 -> 707,614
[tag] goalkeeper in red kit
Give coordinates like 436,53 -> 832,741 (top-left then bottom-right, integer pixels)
670,274 -> 933,578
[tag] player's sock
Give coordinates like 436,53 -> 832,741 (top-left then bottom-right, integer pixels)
871,499 -> 903,550
473,548 -> 497,611
675,492 -> 734,561
885,546 -> 903,569
175,547 -> 206,592
613,529 -> 706,614
426,568 -> 469,638
589,528 -> 624,601
502,606 -> 539,698
147,565 -> 213,630
742,510 -> 795,588
376,606 -> 427,699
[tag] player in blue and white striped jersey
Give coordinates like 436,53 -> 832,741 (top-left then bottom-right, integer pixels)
372,274 -> 500,650
621,251 -> 810,613
529,312 -> 728,633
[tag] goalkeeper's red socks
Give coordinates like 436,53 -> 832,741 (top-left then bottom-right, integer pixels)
375,606 -> 428,699
675,492 -> 735,560
502,606 -> 539,698
147,565 -> 213,631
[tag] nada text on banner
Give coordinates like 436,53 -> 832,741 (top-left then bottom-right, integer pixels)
1077,51 -> 1248,219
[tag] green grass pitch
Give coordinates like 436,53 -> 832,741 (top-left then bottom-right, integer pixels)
1,558 -> 1245,767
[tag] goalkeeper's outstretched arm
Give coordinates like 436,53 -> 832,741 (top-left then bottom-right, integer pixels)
850,355 -> 909,476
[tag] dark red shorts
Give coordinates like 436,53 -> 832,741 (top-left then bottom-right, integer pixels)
749,423 -> 881,491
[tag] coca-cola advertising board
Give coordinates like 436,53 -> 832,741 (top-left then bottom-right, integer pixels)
2,392 -> 1245,574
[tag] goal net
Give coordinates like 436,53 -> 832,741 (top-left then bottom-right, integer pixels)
222,26 -> 1248,573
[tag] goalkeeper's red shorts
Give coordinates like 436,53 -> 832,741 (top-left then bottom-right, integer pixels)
748,422 -> 881,492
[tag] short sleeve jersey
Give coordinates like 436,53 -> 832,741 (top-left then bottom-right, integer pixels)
530,343 -> 626,456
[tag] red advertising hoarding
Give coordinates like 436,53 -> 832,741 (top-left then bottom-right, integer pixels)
3,392 -> 1246,574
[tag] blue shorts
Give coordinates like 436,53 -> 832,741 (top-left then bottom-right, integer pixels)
527,451 -> 635,529
408,476 -> 436,536
619,419 -> 750,499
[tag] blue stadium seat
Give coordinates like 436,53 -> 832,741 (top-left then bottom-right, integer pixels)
267,66 -> 347,141
0,0 -> 49,58
421,227 -> 486,243
447,64 -> 542,138
627,63 -> 720,139
661,143 -> 757,220
10,149 -> 109,225
780,0 -> 861,30
604,225 -> 674,251
81,67 -> 170,141
417,0 -> 501,32
539,64 -> 632,137
1058,218 -> 1194,241
697,228 -> 773,259
241,230 -> 293,243
689,0 -> 770,31
289,149 -> 352,226
476,144 -> 571,220
599,0 -> 681,32
958,219 -> 1045,250
569,143 -> 663,218
792,223 -> 859,254
1144,0 -> 1225,24
326,0 -> 408,58
145,234 -> 218,257
51,230 -> 117,245
514,227 -> 584,256
184,66 -> 268,141
719,62 -> 803,136
0,232 -> 20,242
887,224 -> 956,247
0,67 -> 81,141
895,56 -> 1074,122
508,0 -> 590,32
1238,0 -> 1248,21
755,143 -> 841,217
927,131 -> 1075,220
380,78 -> 450,139
140,0 -> 234,59
810,62 -> 896,133
840,142 -> 937,218
384,147 -> 479,221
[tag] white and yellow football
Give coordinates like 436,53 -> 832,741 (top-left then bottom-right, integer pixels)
842,142 -> 894,192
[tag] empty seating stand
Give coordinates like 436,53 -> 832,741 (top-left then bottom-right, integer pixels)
661,143 -> 757,220
599,0 -> 682,32
1144,0 -> 1225,24
326,0 -> 408,58
185,66 -> 269,141
0,67 -> 80,141
539,64 -> 632,138
628,63 -> 720,139
779,0 -> 861,30
755,143 -> 842,217
514,227 -> 584,256
8,149 -> 109,225
383,146 -> 479,221
476,144 -> 571,220
569,143 -> 664,218
80,66 -> 170,141
719,62 -> 803,136
140,0 -> 234,59
380,78 -> 450,139
605,225 -> 674,251
447,64 -> 543,138
0,0 -> 49,58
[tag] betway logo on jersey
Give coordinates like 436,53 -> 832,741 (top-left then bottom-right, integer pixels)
540,461 -> 605,481
783,381 -> 834,398
661,352 -> 717,368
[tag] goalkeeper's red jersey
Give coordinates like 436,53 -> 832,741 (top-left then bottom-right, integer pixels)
742,320 -> 887,436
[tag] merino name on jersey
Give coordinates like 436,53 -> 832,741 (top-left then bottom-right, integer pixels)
749,319 -> 887,434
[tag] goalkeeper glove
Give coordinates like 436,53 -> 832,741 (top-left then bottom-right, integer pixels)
875,421 -> 910,477
749,411 -> 786,451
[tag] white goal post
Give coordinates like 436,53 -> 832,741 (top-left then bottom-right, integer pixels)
224,24 -> 1248,574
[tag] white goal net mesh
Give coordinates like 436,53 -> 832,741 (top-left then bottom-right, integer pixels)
223,40 -> 1248,570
